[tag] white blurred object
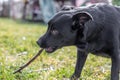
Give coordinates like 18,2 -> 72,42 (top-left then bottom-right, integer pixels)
17,51 -> 28,56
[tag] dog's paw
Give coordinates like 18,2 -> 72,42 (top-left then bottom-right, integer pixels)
70,75 -> 79,80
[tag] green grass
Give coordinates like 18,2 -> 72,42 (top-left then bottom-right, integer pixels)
0,18 -> 111,80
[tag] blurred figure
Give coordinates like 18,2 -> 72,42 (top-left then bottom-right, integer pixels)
75,0 -> 110,6
39,0 -> 56,23
22,0 -> 28,20
81,0 -> 109,6
32,0 -> 41,21
71,0 -> 76,6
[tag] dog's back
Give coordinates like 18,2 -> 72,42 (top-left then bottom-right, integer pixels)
65,4 -> 120,57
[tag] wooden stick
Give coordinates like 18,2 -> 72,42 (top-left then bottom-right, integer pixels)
13,49 -> 44,74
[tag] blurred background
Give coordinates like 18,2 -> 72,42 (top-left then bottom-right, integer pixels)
0,0 -> 118,23
0,0 -> 120,80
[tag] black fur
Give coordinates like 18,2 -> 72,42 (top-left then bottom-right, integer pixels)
37,3 -> 120,80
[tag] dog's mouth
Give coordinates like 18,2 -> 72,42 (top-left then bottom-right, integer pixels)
45,47 -> 57,53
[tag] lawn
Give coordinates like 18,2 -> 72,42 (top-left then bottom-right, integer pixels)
0,18 -> 111,80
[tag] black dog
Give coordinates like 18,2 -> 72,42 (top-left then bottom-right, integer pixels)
37,3 -> 120,80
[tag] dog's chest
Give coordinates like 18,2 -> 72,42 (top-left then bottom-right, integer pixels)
91,52 -> 110,58
87,42 -> 110,58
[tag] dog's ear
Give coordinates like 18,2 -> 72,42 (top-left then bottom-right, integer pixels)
72,12 -> 93,30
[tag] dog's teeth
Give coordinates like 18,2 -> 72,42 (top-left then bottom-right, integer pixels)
45,47 -> 53,52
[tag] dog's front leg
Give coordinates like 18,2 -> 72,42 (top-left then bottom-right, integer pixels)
70,49 -> 88,80
111,51 -> 120,80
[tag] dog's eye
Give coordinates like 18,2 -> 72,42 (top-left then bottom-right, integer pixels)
51,29 -> 59,35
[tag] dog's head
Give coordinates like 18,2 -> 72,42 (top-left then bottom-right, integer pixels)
37,9 -> 93,53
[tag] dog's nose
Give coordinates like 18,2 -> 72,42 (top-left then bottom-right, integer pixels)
36,41 -> 40,46
36,40 -> 47,48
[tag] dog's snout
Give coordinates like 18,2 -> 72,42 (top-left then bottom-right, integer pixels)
36,41 -> 40,46
37,39 -> 47,48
